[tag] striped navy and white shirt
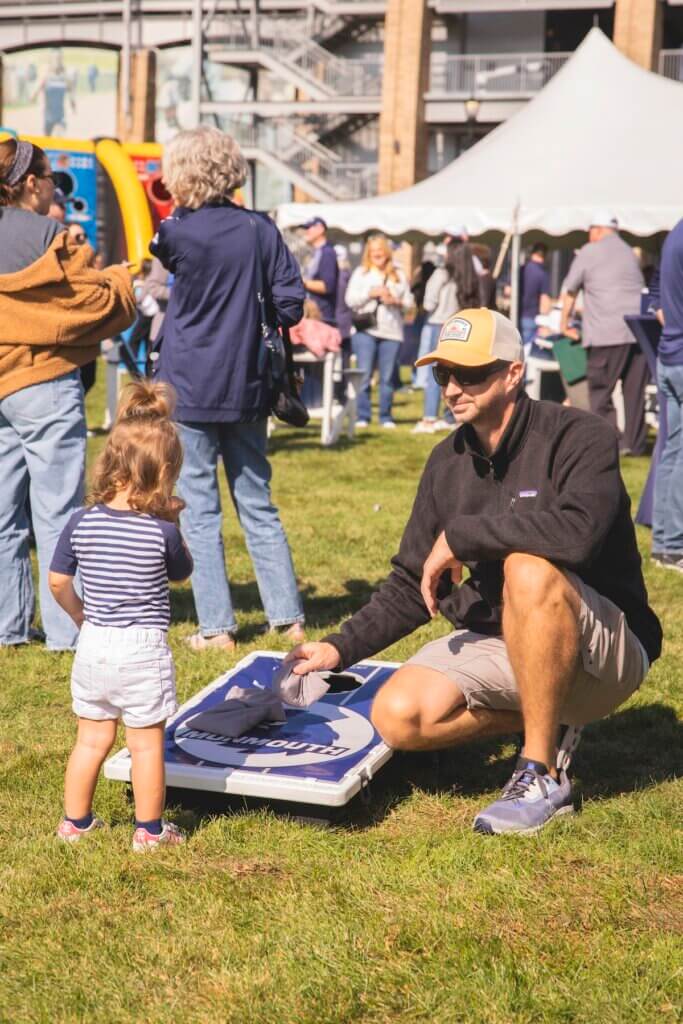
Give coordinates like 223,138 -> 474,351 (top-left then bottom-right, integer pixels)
50,504 -> 193,630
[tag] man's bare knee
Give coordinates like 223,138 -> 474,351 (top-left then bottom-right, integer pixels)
370,669 -> 423,750
503,553 -> 577,615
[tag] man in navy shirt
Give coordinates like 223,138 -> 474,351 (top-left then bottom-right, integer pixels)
302,217 -> 339,326
653,218 -> 683,572
519,243 -> 552,348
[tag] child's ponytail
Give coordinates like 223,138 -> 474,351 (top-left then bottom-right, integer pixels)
116,379 -> 176,423
88,380 -> 185,522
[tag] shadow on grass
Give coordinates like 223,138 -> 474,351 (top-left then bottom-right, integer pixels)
267,432 -> 373,455
163,702 -> 681,832
348,701 -> 682,828
169,578 -> 382,637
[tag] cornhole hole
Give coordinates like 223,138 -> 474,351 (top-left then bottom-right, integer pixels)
104,651 -> 397,814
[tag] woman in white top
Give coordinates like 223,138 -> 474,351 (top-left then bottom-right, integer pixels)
412,239 -> 480,434
345,234 -> 413,428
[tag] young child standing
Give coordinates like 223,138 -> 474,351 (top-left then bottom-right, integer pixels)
49,380 -> 193,851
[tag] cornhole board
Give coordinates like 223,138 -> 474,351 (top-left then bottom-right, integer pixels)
104,651 -> 397,810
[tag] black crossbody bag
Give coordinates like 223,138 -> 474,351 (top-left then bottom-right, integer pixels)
351,274 -> 386,333
250,216 -> 309,428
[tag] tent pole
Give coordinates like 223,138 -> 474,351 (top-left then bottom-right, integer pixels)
509,230 -> 521,328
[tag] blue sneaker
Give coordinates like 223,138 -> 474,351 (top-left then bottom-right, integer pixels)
474,757 -> 574,835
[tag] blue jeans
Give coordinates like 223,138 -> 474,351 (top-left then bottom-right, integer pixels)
0,372 -> 85,649
521,317 -> 538,349
177,419 -> 303,635
421,323 -> 454,423
351,332 -> 402,423
414,320 -> 436,390
653,360 -> 683,552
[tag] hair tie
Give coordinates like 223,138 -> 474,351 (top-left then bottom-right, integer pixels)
3,141 -> 34,186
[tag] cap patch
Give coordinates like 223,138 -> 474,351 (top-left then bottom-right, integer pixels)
441,317 -> 472,342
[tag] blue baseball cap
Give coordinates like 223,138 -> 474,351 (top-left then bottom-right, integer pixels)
302,217 -> 327,230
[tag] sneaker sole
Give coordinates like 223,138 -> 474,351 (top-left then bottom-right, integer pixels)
474,804 -> 575,836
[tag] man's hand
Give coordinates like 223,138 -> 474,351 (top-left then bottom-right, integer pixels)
420,531 -> 463,618
563,327 -> 580,342
283,642 -> 341,676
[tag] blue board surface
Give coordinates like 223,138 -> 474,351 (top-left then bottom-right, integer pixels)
168,653 -> 394,784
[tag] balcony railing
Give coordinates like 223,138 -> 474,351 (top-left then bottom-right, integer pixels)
658,49 -> 683,81
429,52 -> 571,98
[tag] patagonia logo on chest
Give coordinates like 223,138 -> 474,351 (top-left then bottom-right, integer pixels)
518,490 -> 538,498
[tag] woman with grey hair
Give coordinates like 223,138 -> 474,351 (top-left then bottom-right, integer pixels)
151,126 -> 306,651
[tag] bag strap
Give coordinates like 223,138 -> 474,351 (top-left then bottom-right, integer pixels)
249,213 -> 296,376
248,214 -> 271,343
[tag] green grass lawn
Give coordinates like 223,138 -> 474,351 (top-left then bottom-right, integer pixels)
1,374 -> 681,1023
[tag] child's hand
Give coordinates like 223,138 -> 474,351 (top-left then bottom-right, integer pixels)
48,572 -> 85,628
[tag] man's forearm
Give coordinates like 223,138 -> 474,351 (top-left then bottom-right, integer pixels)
322,571 -> 433,669
304,279 -> 328,296
560,292 -> 575,333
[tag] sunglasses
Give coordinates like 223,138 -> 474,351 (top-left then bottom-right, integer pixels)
432,360 -> 508,389
40,173 -> 57,184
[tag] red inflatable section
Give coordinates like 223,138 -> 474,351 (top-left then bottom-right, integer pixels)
123,142 -> 173,228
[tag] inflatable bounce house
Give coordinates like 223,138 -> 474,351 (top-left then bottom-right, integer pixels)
0,129 -> 170,271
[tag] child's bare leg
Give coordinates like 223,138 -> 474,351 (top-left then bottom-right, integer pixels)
126,722 -> 166,821
64,718 -> 117,819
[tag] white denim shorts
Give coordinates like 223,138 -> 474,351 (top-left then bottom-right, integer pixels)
71,621 -> 177,728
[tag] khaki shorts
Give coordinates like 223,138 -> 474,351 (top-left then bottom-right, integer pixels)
406,572 -> 649,727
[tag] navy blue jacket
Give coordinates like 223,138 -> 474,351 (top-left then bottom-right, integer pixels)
150,202 -> 304,422
657,218 -> 683,366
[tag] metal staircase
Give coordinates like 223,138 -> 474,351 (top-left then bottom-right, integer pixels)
202,7 -> 381,200
206,23 -> 382,101
223,118 -> 377,200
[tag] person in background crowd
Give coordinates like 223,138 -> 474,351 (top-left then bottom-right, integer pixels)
334,244 -> 353,402
0,137 -> 134,650
67,221 -> 86,245
402,245 -> 437,385
66,222 -> 98,398
286,308 -> 662,836
345,234 -> 413,429
141,256 -> 173,346
652,217 -> 683,573
412,236 -> 481,435
301,217 -> 339,326
473,245 -> 497,310
48,186 -> 67,223
151,126 -> 305,652
561,212 -> 649,456
334,244 -> 353,347
31,49 -> 76,137
520,243 -> 552,349
412,243 -> 440,390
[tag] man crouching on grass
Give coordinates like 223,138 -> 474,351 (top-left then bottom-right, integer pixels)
287,308 -> 662,835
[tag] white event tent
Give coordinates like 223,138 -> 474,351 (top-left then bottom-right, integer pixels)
277,28 -> 683,242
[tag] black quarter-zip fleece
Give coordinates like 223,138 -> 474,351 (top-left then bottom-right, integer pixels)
324,392 -> 662,669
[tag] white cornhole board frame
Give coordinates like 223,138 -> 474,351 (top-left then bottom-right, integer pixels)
104,651 -> 397,808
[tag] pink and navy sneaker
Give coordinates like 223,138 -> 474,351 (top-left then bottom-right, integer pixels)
56,817 -> 105,843
132,820 -> 185,853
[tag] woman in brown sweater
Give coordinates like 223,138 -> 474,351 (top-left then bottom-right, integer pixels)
0,138 -> 134,650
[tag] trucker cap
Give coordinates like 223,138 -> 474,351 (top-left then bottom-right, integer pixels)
415,308 -> 524,369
